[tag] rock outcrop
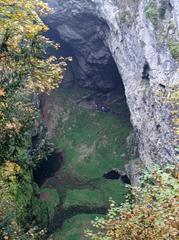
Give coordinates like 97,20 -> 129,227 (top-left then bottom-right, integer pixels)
45,0 -> 179,176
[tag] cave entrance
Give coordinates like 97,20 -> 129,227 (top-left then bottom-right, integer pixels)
103,170 -> 120,180
44,23 -> 130,119
103,170 -> 131,185
45,16 -> 125,95
60,39 -> 125,95
33,150 -> 63,186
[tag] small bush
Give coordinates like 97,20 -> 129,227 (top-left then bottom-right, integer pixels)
145,1 -> 158,26
168,41 -> 179,60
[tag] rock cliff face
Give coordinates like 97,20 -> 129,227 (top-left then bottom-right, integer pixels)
46,0 -> 179,176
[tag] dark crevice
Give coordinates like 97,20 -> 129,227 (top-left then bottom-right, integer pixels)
103,170 -> 120,179
159,83 -> 166,89
142,61 -> 150,81
33,150 -> 64,186
103,170 -> 131,185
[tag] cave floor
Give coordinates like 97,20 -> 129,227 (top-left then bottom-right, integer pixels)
40,86 -> 132,239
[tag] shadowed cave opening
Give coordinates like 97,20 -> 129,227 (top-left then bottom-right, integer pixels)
45,22 -> 125,94
103,170 -> 131,185
33,150 -> 63,186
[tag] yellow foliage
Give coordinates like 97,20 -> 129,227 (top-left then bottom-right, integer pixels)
0,88 -> 5,96
86,165 -> 179,240
0,0 -> 65,93
0,1 -> 66,238
3,161 -> 22,178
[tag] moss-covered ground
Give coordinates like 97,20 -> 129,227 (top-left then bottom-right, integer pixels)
63,180 -> 127,209
53,214 -> 102,240
51,87 -> 131,179
40,86 -> 132,238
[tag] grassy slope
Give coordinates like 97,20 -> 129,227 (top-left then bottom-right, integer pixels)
52,87 -> 131,180
41,86 -> 132,238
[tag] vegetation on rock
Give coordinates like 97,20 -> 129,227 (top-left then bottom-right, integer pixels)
168,40 -> 179,60
63,180 -> 127,209
48,87 -> 131,180
145,1 -> 158,27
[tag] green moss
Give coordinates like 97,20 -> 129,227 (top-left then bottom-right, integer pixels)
168,40 -> 179,60
42,86 -> 131,236
32,197 -> 48,225
52,87 -> 131,180
63,180 -> 127,209
0,166 -> 48,238
64,189 -> 102,208
53,214 -> 102,240
145,1 -> 158,26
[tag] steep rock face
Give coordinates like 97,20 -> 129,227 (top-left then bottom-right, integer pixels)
46,0 -> 179,174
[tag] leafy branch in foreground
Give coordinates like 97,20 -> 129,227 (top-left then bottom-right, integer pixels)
0,0 -> 68,239
85,165 -> 179,240
0,0 -> 68,165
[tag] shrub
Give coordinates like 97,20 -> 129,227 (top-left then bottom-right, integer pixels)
0,0 -> 67,238
85,165 -> 179,240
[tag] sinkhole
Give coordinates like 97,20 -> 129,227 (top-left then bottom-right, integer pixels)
35,14 -> 133,185
35,14 -> 133,237
35,15 -> 133,184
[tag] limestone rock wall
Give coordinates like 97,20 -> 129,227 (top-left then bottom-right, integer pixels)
46,0 -> 179,170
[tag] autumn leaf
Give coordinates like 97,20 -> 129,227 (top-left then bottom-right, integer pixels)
0,88 -> 5,97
